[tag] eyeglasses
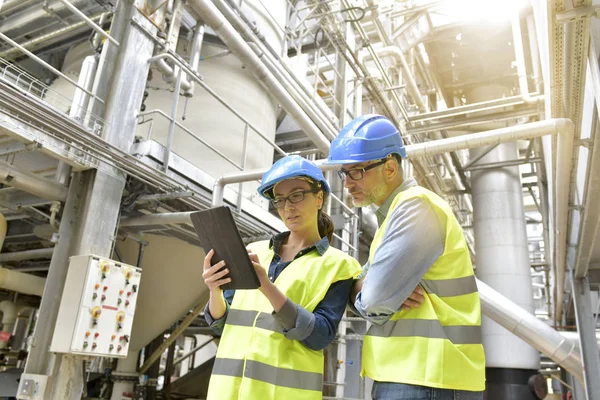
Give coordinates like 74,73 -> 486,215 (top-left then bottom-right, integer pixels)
271,189 -> 318,209
337,159 -> 387,181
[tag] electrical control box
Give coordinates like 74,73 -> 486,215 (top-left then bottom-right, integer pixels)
50,255 -> 141,358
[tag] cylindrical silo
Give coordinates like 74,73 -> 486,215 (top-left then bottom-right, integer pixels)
468,85 -> 541,399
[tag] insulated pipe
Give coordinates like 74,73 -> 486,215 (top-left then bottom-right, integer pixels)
0,15 -> 104,59
0,248 -> 54,262
56,54 -> 98,185
408,95 -> 537,124
120,212 -> 194,227
187,0 -> 331,153
0,267 -> 46,296
512,12 -> 538,104
154,59 -> 192,91
182,24 -> 205,97
359,46 -> 426,110
212,0 -> 338,140
477,279 -> 583,383
0,300 -> 16,349
526,15 -> 543,94
57,0 -> 119,46
0,160 -> 67,201
110,351 -> 139,400
559,331 -> 600,353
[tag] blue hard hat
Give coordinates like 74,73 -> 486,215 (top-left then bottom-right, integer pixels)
257,155 -> 331,199
325,114 -> 406,164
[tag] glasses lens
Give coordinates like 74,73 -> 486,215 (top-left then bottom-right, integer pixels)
271,198 -> 284,208
288,192 -> 305,204
348,169 -> 364,180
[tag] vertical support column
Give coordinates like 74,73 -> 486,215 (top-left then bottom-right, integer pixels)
571,275 -> 600,400
19,2 -> 158,399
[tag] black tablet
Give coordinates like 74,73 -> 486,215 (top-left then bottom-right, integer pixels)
190,206 -> 261,290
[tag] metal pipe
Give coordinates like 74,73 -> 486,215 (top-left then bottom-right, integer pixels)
405,119 -> 573,159
0,266 -> 46,296
56,54 -> 99,185
56,0 -> 119,47
408,95 -> 539,124
119,212 -> 194,227
0,159 -> 67,201
526,14 -> 543,94
215,0 -> 339,136
182,24 -> 205,97
164,67 -> 183,172
359,46 -> 426,110
476,278 -> 583,383
0,248 -> 54,262
0,15 -> 104,59
187,0 -> 331,153
512,12 -> 537,104
0,32 -> 100,102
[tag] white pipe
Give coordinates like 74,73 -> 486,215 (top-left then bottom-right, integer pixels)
110,351 -> 139,400
0,248 -> 54,262
0,300 -> 16,349
0,160 -> 68,201
526,14 -> 543,94
477,279 -> 583,382
0,31 -> 99,102
405,119 -> 573,158
0,15 -> 104,58
512,12 -> 538,104
182,24 -> 205,97
0,267 -> 46,296
359,46 -> 426,110
154,59 -> 192,91
188,0 -> 331,153
57,0 -> 119,46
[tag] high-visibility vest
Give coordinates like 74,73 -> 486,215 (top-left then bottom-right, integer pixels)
362,186 -> 486,391
207,240 -> 361,400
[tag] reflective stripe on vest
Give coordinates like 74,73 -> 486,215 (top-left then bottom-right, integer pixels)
226,309 -> 284,334
207,240 -> 362,399
213,358 -> 323,392
367,318 -> 482,345
362,186 -> 485,391
421,275 -> 478,297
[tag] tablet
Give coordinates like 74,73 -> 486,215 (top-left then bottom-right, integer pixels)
190,206 -> 261,290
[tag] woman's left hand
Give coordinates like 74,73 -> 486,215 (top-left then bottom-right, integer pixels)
248,250 -> 270,289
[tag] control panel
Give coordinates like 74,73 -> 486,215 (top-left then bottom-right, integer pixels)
50,255 -> 141,358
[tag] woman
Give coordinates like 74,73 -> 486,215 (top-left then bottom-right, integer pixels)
202,155 -> 361,399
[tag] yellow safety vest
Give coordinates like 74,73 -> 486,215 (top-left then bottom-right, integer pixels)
362,186 -> 486,391
207,240 -> 361,400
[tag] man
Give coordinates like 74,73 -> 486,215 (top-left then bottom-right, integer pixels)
326,114 -> 485,399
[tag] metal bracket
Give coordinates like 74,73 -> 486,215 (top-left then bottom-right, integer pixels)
16,374 -> 48,400
556,5 -> 600,24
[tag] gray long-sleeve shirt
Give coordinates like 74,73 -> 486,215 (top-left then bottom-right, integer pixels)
353,178 -> 446,325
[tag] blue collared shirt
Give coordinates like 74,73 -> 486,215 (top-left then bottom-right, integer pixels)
353,178 -> 446,325
204,232 -> 354,350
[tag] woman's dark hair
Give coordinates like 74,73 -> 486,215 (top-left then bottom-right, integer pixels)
315,188 -> 334,243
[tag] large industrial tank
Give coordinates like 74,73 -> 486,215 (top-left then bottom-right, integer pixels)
468,85 -> 541,399
46,0 -> 288,352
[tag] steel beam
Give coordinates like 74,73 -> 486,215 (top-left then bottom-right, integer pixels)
571,276 -> 600,399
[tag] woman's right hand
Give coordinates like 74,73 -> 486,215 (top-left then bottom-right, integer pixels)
202,249 -> 231,292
